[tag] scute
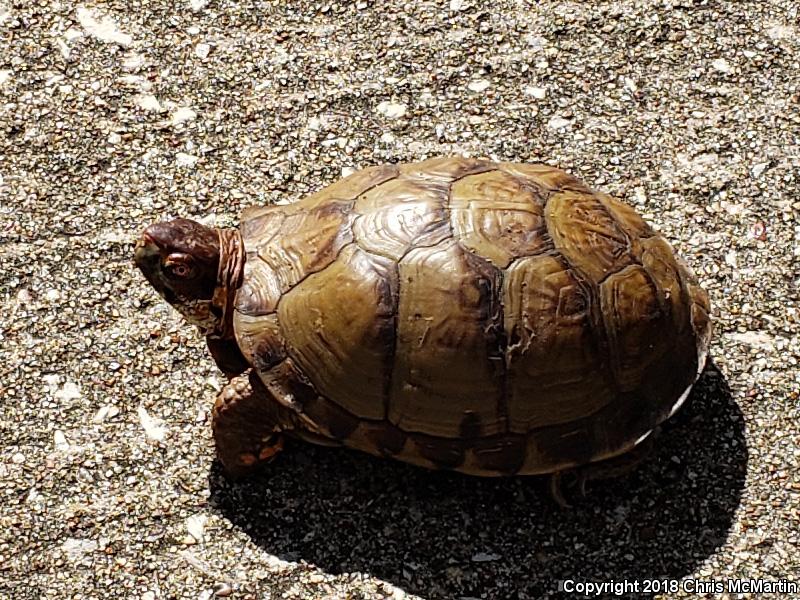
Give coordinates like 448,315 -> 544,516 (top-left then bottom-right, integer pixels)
599,265 -> 668,392
545,190 -> 635,283
500,163 -> 592,192
277,244 -> 396,421
353,176 -> 451,261
299,164 -> 400,210
388,239 -> 505,438
450,170 -> 553,268
504,255 -> 615,432
398,156 -> 496,182
236,202 -> 354,316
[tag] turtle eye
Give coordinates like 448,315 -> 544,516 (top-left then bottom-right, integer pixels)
164,254 -> 195,279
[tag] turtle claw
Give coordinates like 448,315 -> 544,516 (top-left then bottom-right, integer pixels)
549,472 -> 572,509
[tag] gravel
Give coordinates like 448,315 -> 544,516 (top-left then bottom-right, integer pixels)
1,1 -> 798,599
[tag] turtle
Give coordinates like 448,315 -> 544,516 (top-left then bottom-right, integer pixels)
134,156 -> 711,504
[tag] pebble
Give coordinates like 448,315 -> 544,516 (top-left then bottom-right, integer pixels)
523,85 -> 547,99
712,58 -> 732,73
92,405 -> 120,423
171,107 -> 198,126
176,152 -> 199,167
135,94 -> 163,112
54,381 -> 82,402
195,43 -> 212,60
53,430 -> 69,451
76,6 -> 133,47
186,514 -> 208,543
467,79 -> 491,93
375,101 -> 407,119
137,406 -> 166,441
547,116 -> 571,129
62,538 -> 98,562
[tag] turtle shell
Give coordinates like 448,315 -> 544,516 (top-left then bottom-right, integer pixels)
231,157 -> 711,475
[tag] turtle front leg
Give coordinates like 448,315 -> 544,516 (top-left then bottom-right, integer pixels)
212,369 -> 286,478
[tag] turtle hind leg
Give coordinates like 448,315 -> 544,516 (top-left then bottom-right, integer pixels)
548,428 -> 660,507
211,369 -> 287,478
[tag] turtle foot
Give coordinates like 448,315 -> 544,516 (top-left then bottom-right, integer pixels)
212,370 -> 285,478
548,428 -> 660,508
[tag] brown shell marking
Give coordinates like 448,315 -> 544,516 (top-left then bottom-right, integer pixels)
545,189 -> 636,283
450,170 -> 553,269
353,176 -> 451,261
499,163 -> 593,192
233,312 -> 286,373
398,155 -> 496,183
277,244 -> 397,421
236,202 -> 354,315
388,239 -> 505,439
503,255 -> 615,432
599,265 -> 668,392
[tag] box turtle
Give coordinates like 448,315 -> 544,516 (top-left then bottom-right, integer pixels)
134,156 -> 711,503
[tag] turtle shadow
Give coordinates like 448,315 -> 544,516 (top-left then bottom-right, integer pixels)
209,360 -> 747,599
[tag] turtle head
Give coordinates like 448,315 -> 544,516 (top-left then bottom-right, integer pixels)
134,218 -> 223,332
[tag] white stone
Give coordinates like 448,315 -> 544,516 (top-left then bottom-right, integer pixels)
712,58 -> 731,73
467,79 -> 490,93
171,106 -> 197,126
56,39 -> 71,59
92,405 -> 120,423
45,289 -> 60,302
471,551 -> 501,562
751,162 -> 769,177
0,70 -> 9,86
186,514 -> 207,543
766,25 -> 794,40
64,28 -> 84,41
194,43 -> 211,59
375,101 -> 407,119
547,116 -> 571,129
55,381 -> 82,402
122,52 -> 145,71
341,166 -> 356,177
54,430 -> 69,451
450,0 -> 464,10
62,538 -> 98,562
726,331 -> 775,351
523,85 -> 546,99
76,6 -> 133,47
189,0 -> 208,10
137,406 -> 166,441
135,94 -> 162,111
176,152 -> 199,167
380,132 -> 395,143
107,132 -> 121,144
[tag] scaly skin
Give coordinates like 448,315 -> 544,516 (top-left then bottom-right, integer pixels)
211,370 -> 286,477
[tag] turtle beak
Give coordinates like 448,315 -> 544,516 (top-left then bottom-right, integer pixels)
133,230 -> 161,275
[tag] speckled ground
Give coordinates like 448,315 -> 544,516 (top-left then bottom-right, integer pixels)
1,1 -> 798,599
